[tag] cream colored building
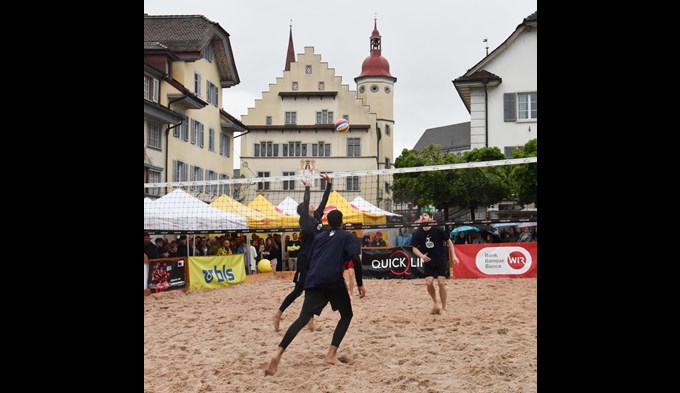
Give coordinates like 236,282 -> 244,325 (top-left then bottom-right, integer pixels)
144,14 -> 247,201
240,21 -> 396,209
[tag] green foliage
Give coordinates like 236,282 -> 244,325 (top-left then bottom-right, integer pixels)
509,139 -> 537,207
393,145 -> 511,216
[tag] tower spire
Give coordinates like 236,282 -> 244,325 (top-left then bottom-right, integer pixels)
284,20 -> 295,71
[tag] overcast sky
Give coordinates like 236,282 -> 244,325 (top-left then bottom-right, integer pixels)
144,0 -> 537,169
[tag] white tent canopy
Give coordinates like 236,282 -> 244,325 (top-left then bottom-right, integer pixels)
276,196 -> 300,216
350,196 -> 401,217
144,189 -> 247,231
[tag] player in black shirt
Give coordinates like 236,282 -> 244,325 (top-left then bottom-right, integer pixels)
410,207 -> 457,315
265,209 -> 365,376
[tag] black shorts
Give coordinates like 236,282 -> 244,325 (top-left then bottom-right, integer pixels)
302,283 -> 351,316
294,254 -> 310,283
423,260 -> 448,278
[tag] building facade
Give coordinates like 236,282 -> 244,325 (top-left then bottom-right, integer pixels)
453,11 -> 537,156
239,21 -> 396,209
144,14 -> 247,200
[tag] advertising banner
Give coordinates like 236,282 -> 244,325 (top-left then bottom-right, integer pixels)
361,247 -> 429,279
147,257 -> 187,292
452,243 -> 537,278
188,255 -> 246,290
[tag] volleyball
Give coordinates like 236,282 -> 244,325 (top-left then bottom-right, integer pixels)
258,258 -> 272,273
335,118 -> 350,133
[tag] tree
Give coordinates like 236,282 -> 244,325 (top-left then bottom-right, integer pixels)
509,138 -> 537,207
447,147 -> 511,219
393,145 -> 510,221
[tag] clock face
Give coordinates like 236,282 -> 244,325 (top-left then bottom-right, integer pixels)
359,85 -> 365,93
370,84 -> 379,93
384,86 -> 391,94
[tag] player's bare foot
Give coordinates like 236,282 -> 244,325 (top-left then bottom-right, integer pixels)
430,305 -> 441,315
306,318 -> 316,331
264,355 -> 279,376
325,345 -> 338,364
272,312 -> 282,332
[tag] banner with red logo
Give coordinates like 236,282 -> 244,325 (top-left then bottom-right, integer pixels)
452,243 -> 537,278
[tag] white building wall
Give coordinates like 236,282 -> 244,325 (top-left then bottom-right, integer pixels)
484,29 -> 537,152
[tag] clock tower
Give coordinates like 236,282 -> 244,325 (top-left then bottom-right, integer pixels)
355,17 -> 396,169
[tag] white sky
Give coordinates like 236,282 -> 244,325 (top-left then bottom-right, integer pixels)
144,0 -> 537,169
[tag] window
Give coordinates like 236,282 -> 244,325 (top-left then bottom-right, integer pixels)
175,119 -> 189,141
315,110 -> 334,124
255,141 -> 278,157
285,111 -> 297,125
284,141 -> 305,157
204,43 -> 214,62
191,120 -> 203,145
199,124 -> 204,148
518,93 -> 537,120
283,171 -> 295,190
346,176 -> 360,191
343,114 -> 349,121
292,81 -> 298,90
191,165 -> 203,192
313,142 -> 331,157
206,81 -> 218,106
148,170 -> 162,196
385,124 -> 391,136
370,84 -> 379,93
318,81 -> 325,90
144,76 -> 159,102
347,138 -> 360,157
219,174 -> 230,196
504,92 -> 537,122
144,76 -> 149,99
220,133 -> 230,157
306,65 -> 312,74
147,122 -> 162,149
194,72 -> 201,96
207,170 -> 217,195
208,128 -> 215,151
257,171 -> 270,190
359,85 -> 365,93
385,157 -> 391,169
173,160 -> 188,182
266,116 -> 272,125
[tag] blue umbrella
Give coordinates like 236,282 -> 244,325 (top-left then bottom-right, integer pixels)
450,225 -> 480,236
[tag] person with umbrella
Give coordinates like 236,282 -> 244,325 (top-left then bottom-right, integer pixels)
411,206 -> 457,315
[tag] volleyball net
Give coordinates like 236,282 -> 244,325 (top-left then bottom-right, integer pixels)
144,157 -> 537,234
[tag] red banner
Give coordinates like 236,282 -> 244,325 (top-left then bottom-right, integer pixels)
452,243 -> 537,278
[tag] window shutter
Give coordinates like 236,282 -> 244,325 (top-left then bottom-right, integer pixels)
504,93 -> 516,122
152,79 -> 159,102
199,124 -> 204,148
172,160 -> 177,182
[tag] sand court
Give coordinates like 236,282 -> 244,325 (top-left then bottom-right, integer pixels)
144,277 -> 536,393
